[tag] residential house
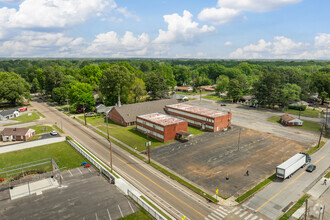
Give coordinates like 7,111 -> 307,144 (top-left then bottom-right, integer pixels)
175,86 -> 193,93
95,104 -> 113,114
0,128 -> 35,142
279,114 -> 303,126
0,109 -> 20,121
171,94 -> 188,102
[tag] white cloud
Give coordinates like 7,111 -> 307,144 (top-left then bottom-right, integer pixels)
154,10 -> 215,44
85,31 -> 150,57
218,0 -> 301,12
116,7 -> 141,22
199,0 -> 301,25
224,41 -> 232,46
198,7 -> 240,25
229,35 -> 330,59
0,31 -> 84,57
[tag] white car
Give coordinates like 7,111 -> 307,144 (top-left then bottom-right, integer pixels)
50,130 -> 58,136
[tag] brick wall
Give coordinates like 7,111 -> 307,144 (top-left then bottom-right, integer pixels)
109,109 -> 127,126
163,121 -> 188,142
213,112 -> 232,132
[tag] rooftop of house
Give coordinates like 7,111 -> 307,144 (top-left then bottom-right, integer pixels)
1,128 -> 34,136
166,103 -> 229,118
137,113 -> 186,126
0,109 -> 18,117
280,114 -> 301,122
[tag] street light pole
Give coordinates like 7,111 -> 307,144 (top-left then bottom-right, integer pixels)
82,103 -> 86,126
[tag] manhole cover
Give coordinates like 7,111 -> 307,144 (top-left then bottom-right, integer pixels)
273,204 -> 282,210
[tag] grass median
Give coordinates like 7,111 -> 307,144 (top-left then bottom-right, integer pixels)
53,125 -> 64,133
236,174 -> 276,203
140,195 -> 171,220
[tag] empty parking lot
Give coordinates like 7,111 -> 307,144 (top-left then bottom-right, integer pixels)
0,167 -> 139,219
152,126 -> 308,198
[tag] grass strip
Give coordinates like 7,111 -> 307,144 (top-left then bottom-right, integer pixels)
279,194 -> 309,220
66,136 -> 120,179
140,195 -> 172,220
306,141 -> 325,155
236,174 -> 277,203
53,125 -> 64,133
325,171 -> 330,179
119,210 -> 153,220
34,109 -> 45,118
150,161 -> 220,202
27,135 -> 42,141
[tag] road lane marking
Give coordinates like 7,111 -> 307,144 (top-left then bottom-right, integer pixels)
234,208 -> 243,215
113,154 -> 206,218
244,213 -> 253,220
118,205 -> 124,218
229,207 -> 238,213
240,211 -> 248,217
256,155 -> 325,211
213,210 -> 225,217
107,208 -> 111,220
250,216 -> 258,220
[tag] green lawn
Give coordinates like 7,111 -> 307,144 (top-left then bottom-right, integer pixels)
28,125 -> 53,134
119,210 -> 153,220
284,108 -> 321,118
0,141 -> 87,173
79,115 -> 123,127
12,111 -> 40,123
325,171 -> 330,178
98,126 -> 166,152
27,135 -> 42,141
268,116 -> 322,133
203,95 -> 233,102
280,194 -> 309,220
187,126 -> 205,135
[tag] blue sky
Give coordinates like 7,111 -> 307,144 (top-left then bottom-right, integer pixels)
0,0 -> 329,59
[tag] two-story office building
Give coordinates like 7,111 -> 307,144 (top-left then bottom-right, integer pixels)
165,103 -> 231,132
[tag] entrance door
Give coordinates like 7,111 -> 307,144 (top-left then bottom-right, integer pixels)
202,124 -> 205,130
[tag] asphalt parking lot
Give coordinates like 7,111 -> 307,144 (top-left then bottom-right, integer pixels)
152,126 -> 307,198
0,167 -> 139,220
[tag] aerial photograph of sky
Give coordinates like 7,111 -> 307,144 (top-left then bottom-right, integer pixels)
0,0 -> 329,59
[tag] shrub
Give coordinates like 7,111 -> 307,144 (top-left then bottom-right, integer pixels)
288,105 -> 306,111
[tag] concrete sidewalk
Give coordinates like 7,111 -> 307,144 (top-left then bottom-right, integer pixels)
307,177 -> 330,199
10,178 -> 59,200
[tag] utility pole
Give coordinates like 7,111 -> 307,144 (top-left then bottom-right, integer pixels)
66,99 -> 70,114
106,112 -> 113,172
317,123 -> 325,148
82,103 -> 87,126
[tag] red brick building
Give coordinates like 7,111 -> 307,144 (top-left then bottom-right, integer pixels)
0,128 -> 35,142
136,113 -> 188,142
108,99 -> 178,127
279,114 -> 303,126
165,103 -> 232,132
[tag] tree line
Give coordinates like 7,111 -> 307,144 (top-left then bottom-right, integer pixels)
0,59 -> 329,111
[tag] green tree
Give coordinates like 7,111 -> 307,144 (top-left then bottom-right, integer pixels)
68,82 -> 95,111
31,78 -> 40,93
52,87 -> 68,104
100,65 -> 134,106
145,72 -> 168,100
78,65 -> 102,89
0,72 -> 30,104
280,83 -> 301,108
215,75 -> 229,95
128,77 -> 147,103
227,79 -> 242,102
44,66 -> 65,94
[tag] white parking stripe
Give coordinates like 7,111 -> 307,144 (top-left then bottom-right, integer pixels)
245,213 -> 253,220
88,168 -> 92,172
213,210 -> 225,218
250,216 -> 258,220
118,205 -> 124,218
239,211 -> 248,217
95,213 -> 98,220
215,209 -> 227,216
128,201 -> 134,213
68,170 -> 73,176
107,208 -> 111,220
77,167 -> 83,174
60,175 -> 64,180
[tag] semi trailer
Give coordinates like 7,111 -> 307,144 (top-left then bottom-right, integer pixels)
276,153 -> 311,179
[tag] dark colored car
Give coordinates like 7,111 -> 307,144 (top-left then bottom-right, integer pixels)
220,104 -> 226,106
306,165 -> 316,172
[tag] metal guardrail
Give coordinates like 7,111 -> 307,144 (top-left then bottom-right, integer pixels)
128,189 -> 166,220
67,139 -> 116,184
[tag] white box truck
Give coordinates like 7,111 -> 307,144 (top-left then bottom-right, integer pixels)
276,153 -> 311,179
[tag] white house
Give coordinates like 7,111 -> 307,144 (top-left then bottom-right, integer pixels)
279,114 -> 303,126
0,109 -> 20,121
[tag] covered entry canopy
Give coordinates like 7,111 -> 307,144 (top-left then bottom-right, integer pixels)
176,130 -> 192,141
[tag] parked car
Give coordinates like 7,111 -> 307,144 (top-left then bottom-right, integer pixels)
50,130 -> 58,136
220,104 -> 226,106
306,165 -> 316,172
85,112 -> 95,117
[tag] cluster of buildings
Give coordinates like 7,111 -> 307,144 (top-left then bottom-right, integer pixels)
105,99 -> 232,142
0,107 -> 27,121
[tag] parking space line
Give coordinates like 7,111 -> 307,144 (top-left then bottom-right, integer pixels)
95,213 -> 98,220
60,175 -> 64,180
88,168 -> 92,173
118,205 -> 124,218
107,208 -> 112,220
128,201 -> 134,213
68,170 -> 73,176
77,168 -> 83,175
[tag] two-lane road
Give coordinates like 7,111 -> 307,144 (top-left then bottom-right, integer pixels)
31,100 -> 223,220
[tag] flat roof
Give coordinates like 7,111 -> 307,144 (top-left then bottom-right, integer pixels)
277,153 -> 305,169
137,113 -> 186,126
166,103 -> 228,118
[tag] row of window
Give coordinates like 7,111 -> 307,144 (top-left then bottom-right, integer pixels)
205,125 -> 214,130
137,125 -> 164,139
167,108 -> 214,123
137,118 -> 164,131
